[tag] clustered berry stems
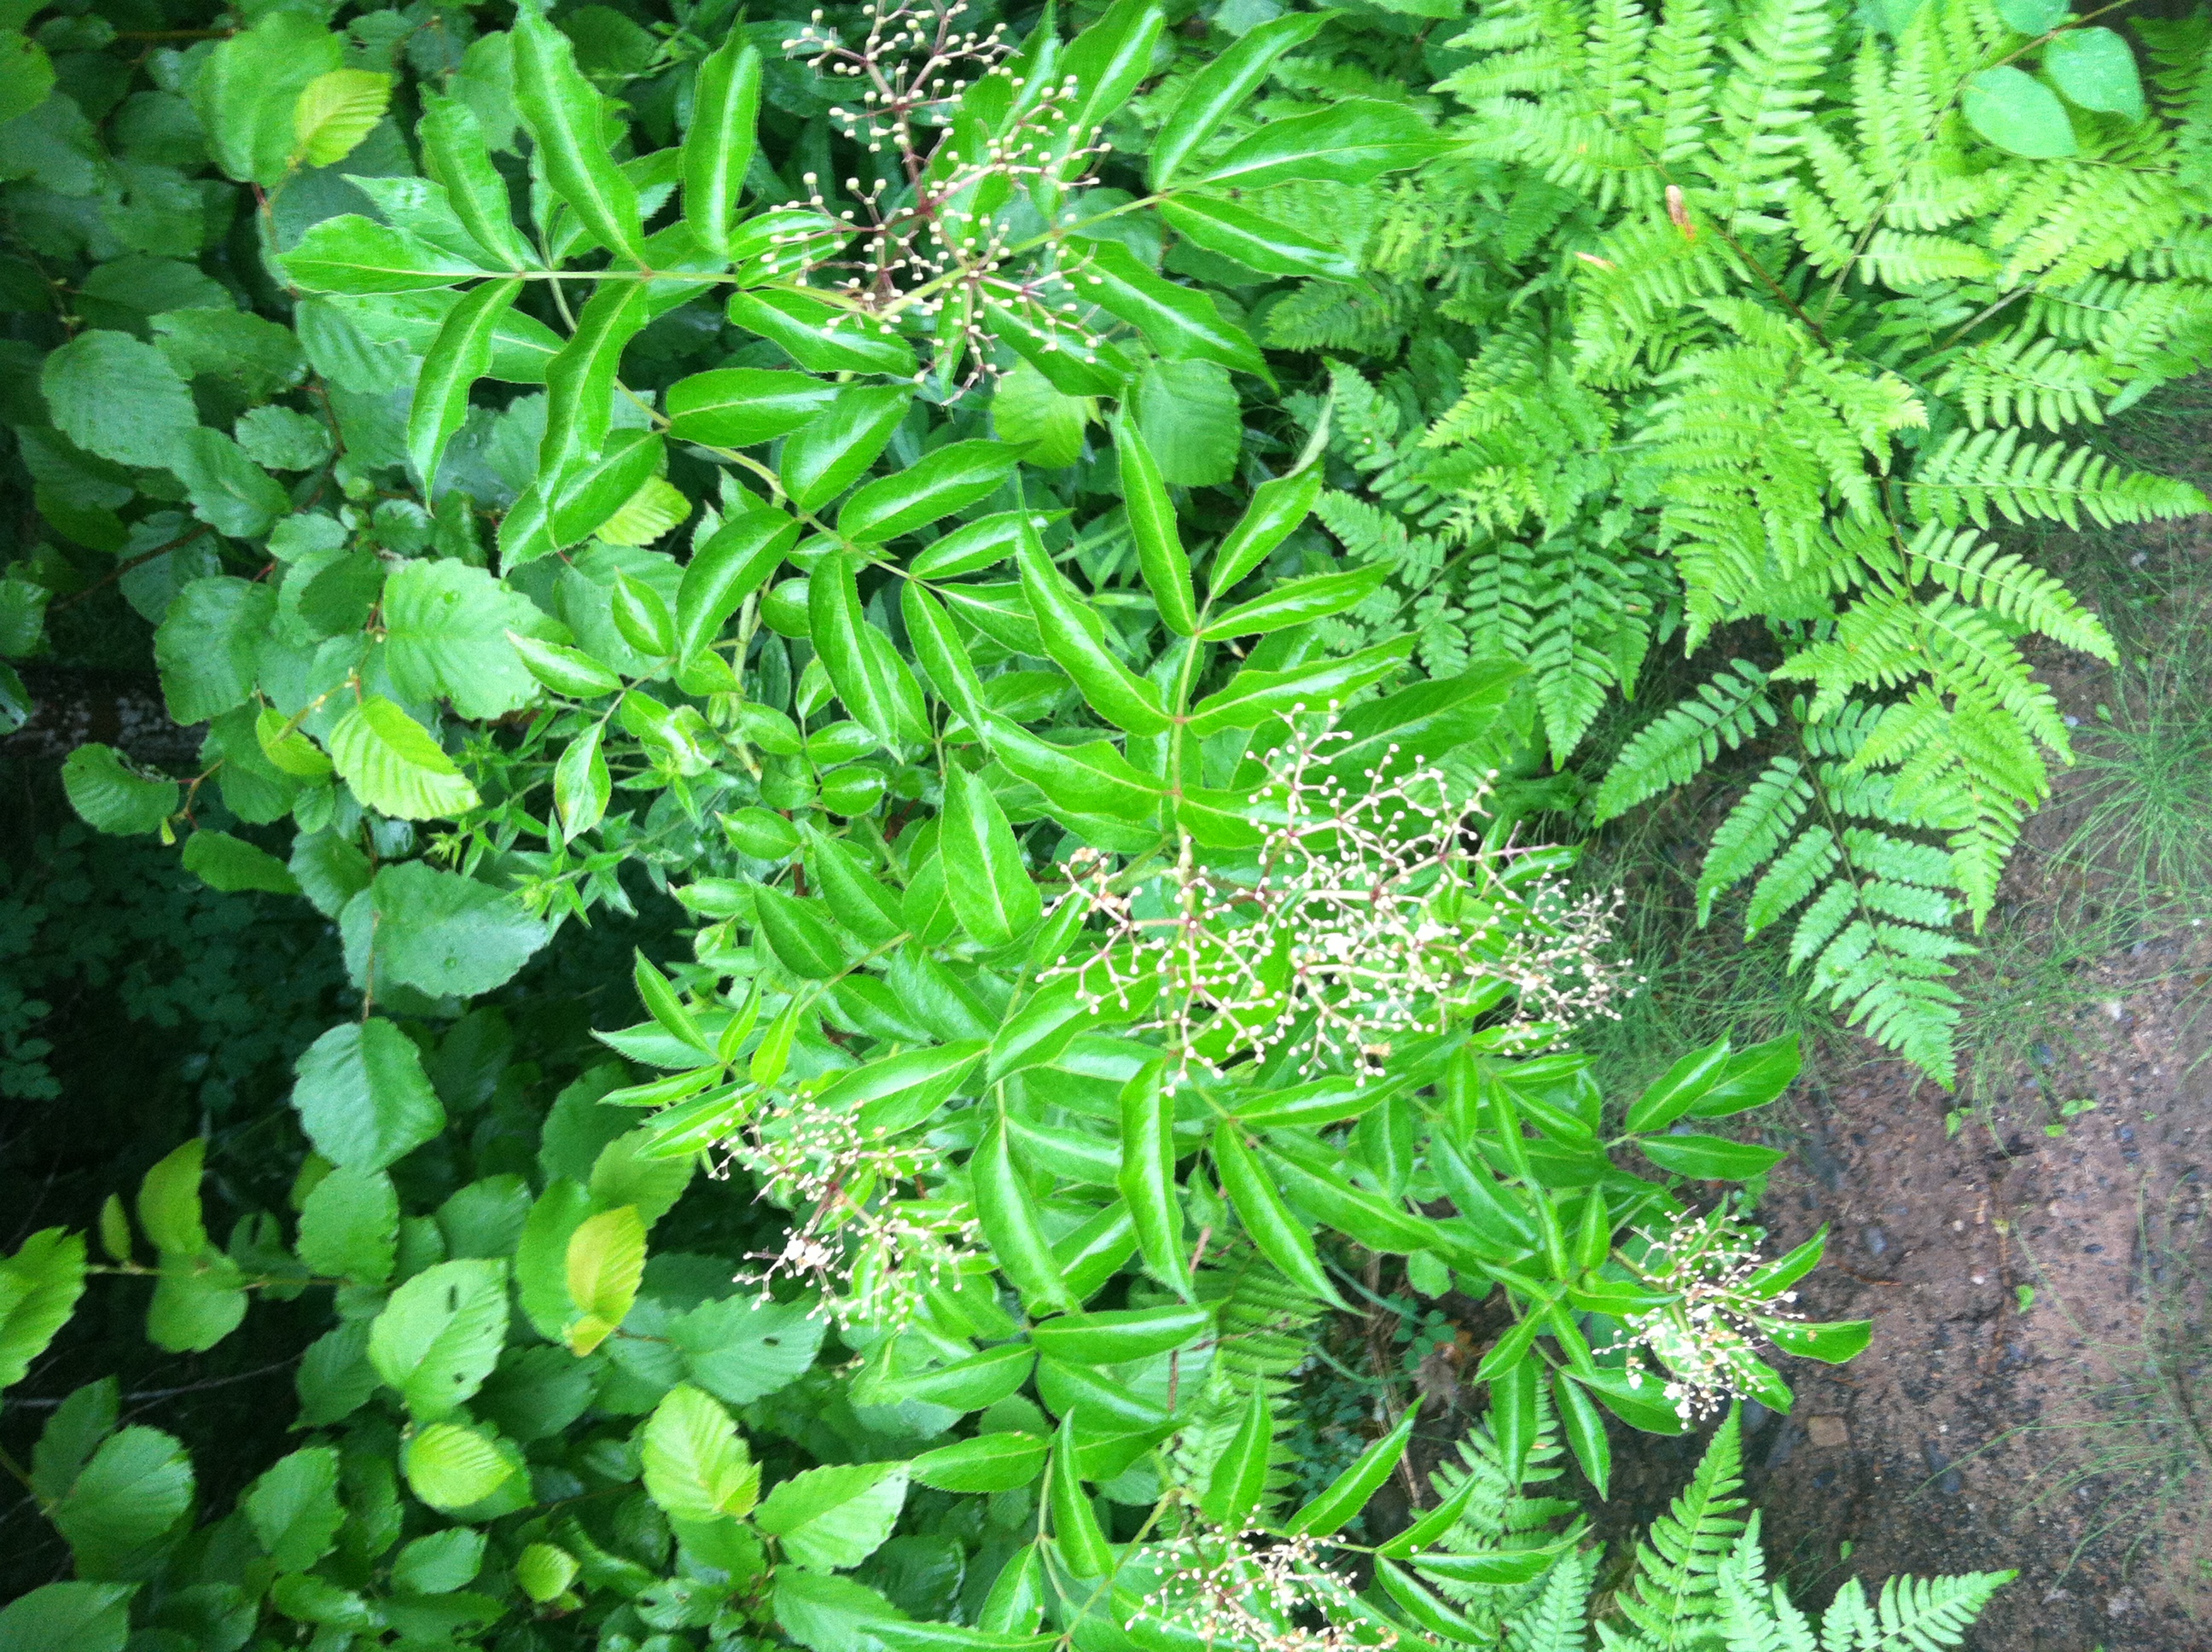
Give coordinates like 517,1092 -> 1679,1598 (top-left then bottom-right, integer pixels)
779,0 -> 1121,390
1048,724 -> 1635,1091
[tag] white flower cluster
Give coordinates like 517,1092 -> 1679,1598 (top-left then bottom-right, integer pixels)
1612,1203 -> 1801,1422
723,1099 -> 981,1329
1045,725 -> 1633,1091
780,1 -> 1115,391
1145,1528 -> 1389,1652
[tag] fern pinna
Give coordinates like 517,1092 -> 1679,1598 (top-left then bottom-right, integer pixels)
1406,1406 -> 2011,1650
1246,0 -> 2211,1078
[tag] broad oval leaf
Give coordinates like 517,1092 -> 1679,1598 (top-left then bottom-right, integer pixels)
910,1433 -> 1048,1493
2045,26 -> 2145,121
1962,66 -> 2078,158
667,368 -> 841,448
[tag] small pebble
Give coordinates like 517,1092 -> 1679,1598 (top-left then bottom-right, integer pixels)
1861,1224 -> 1889,1259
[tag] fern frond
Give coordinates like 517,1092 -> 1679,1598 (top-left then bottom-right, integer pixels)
1857,229 -> 1996,287
1627,0 -> 1703,143
1901,526 -> 2116,659
1860,1568 -> 2017,1649
1742,825 -> 1839,939
1592,661 -> 1773,822
1934,332 -> 2112,431
1903,426 -> 2209,530
1697,758 -> 1813,922
1172,1254 -> 1319,1513
1703,0 -> 1836,220
1315,490 -> 1451,585
1506,1543 -> 1597,1652
1992,129 -> 2194,288
1612,1407 -> 1748,1646
1715,1518 -> 1818,1652
1264,277 -> 1421,357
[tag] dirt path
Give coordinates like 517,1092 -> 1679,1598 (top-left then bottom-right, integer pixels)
1729,691 -> 2212,1647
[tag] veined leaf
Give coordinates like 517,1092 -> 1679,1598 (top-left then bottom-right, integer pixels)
537,281 -> 655,509
981,716 -> 1165,822
1080,240 -> 1270,380
282,216 -> 491,294
1186,637 -> 1414,736
1115,422 -> 1196,636
1150,10 -> 1331,185
408,277 -> 522,493
902,582 -> 989,731
809,556 -> 932,748
419,94 -> 538,270
970,1120 -> 1076,1314
643,1383 -> 761,1523
1198,562 -> 1389,639
838,441 -> 1021,544
1287,1411 -> 1417,1535
783,387 -> 912,512
666,368 -> 840,448
1056,0 -> 1166,159
562,1205 -> 645,1354
1213,1124 -> 1346,1307
727,288 -> 917,375
1212,460 -> 1324,593
940,765 -> 1042,947
683,38 -> 763,259
677,506 -> 801,658
1159,196 -> 1359,280
1116,1061 -> 1193,1299
1196,99 -> 1443,190
514,12 -> 646,263
1012,515 -> 1168,734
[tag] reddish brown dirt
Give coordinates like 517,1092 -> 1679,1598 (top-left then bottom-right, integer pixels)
1715,638 -> 2212,1649
1747,994 -> 2211,1652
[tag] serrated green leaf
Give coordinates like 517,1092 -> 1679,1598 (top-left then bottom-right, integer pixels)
369,1257 -> 509,1421
246,1446 -> 345,1573
403,1422 -> 514,1511
643,1382 -> 761,1522
757,1462 -> 909,1571
328,695 -> 480,820
293,67 -> 390,168
61,744 -> 178,835
292,1018 -> 447,1173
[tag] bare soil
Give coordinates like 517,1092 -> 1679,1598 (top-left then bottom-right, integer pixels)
1745,979 -> 2210,1651
1683,657 -> 2212,1649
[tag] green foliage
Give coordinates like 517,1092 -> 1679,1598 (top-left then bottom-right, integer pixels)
1251,0 -> 2212,1079
0,0 -> 2064,1642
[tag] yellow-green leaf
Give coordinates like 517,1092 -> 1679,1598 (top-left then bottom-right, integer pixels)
293,68 -> 392,169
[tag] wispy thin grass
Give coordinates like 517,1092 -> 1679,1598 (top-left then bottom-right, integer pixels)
1562,782 -> 1851,1105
